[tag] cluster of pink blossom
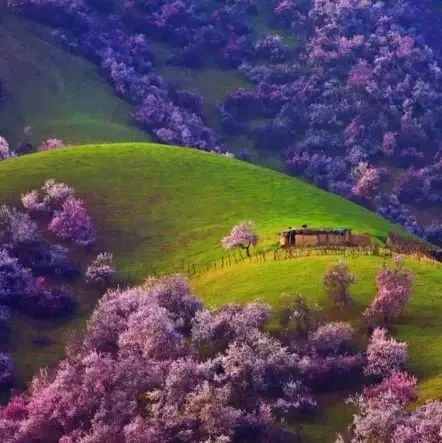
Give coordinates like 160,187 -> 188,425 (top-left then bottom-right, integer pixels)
301,321 -> 362,387
36,138 -> 64,152
349,371 -> 442,442
21,179 -> 74,213
364,260 -> 413,324
221,221 -> 258,257
85,252 -> 116,285
22,179 -> 95,246
0,275 -> 322,442
48,197 -> 95,246
309,322 -> 354,356
364,328 -> 408,378
0,205 -> 39,247
0,135 -> 11,160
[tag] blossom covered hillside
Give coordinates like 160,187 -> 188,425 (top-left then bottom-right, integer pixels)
0,143 -> 440,442
5,0 -> 442,243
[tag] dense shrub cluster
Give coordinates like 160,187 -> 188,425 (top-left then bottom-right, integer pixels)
0,180 -> 99,388
219,0 -> 442,241
0,275 -> 373,442
0,204 -> 77,318
37,138 -> 65,152
0,135 -> 12,160
348,371 -> 442,442
22,179 -> 96,246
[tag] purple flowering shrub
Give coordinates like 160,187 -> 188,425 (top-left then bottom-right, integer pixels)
22,179 -> 96,247
364,328 -> 408,378
0,135 -> 11,160
0,249 -> 33,305
48,197 -> 96,246
20,277 -> 76,317
0,353 -> 14,388
349,374 -> 442,442
0,275 -> 321,442
0,205 -> 39,247
309,322 -> 354,356
85,252 -> 116,285
22,179 -> 74,213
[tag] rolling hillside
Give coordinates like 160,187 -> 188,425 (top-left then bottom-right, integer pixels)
0,143 -> 440,442
0,143 -> 403,278
0,13 -> 147,147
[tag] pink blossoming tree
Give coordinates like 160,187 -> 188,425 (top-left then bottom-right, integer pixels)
86,252 -> 116,285
48,197 -> 96,247
222,221 -> 258,257
364,260 -> 413,324
365,328 -> 407,378
37,138 -> 65,152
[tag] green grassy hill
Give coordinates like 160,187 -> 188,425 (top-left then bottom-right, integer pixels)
0,13 -> 147,147
0,143 -> 440,442
0,143 -> 402,277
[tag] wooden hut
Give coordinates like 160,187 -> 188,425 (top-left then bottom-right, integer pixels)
279,227 -> 371,248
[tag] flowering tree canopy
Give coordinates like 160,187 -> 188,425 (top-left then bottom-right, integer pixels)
48,197 -> 96,246
0,275 -> 323,442
37,138 -> 65,152
0,136 -> 11,160
86,252 -> 116,285
222,221 -> 258,256
365,328 -> 407,378
364,260 -> 413,324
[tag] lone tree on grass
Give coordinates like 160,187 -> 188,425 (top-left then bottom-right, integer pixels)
364,259 -> 413,324
222,221 -> 258,257
322,260 -> 355,307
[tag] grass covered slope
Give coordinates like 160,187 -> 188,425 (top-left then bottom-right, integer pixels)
0,13 -> 147,146
0,143 -> 402,280
0,143 -> 440,443
193,256 -> 442,441
192,256 -> 442,399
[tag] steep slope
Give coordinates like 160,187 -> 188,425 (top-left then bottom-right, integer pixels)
0,13 -> 147,146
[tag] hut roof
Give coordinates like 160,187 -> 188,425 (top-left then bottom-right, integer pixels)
281,227 -> 351,235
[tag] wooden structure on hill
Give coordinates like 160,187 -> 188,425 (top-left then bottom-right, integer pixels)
279,226 -> 371,248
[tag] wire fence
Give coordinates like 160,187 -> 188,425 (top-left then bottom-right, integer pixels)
146,245 -> 393,278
